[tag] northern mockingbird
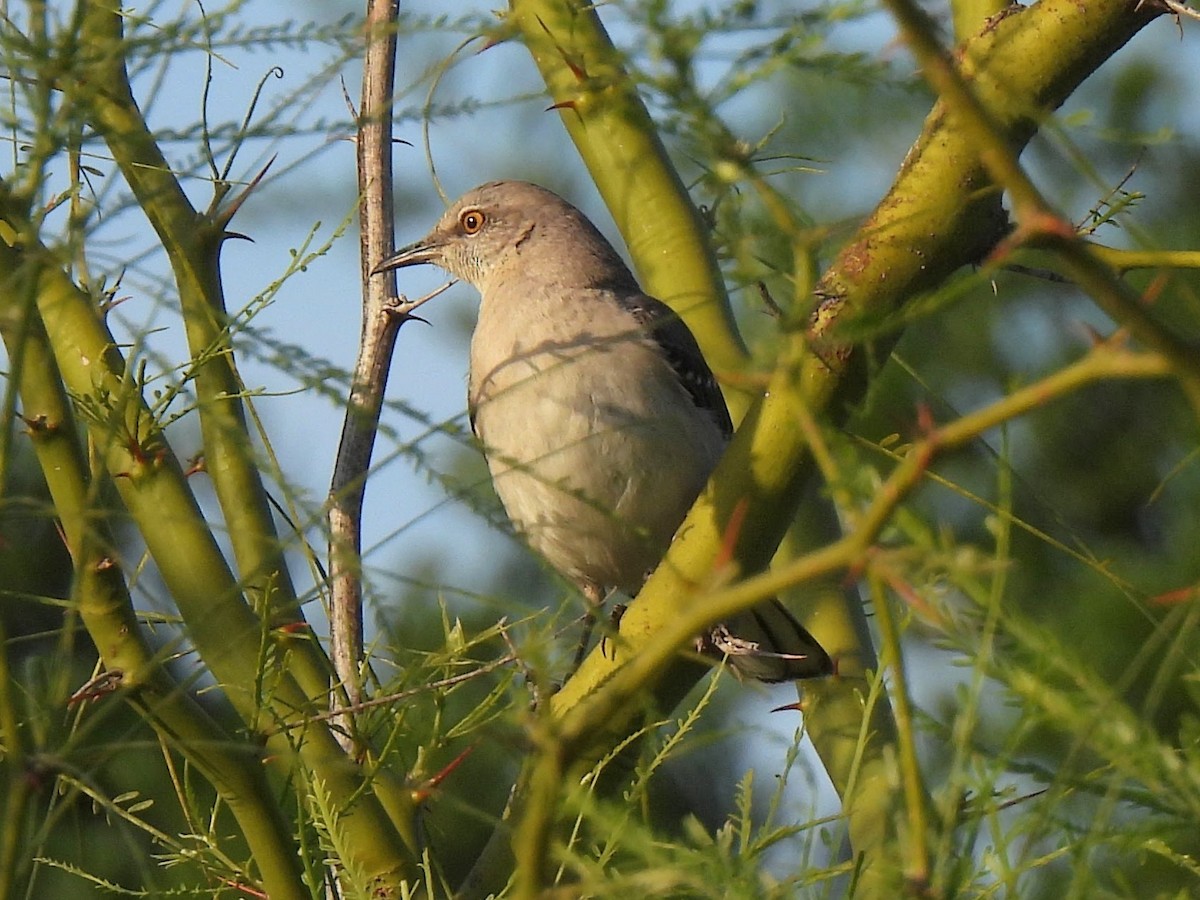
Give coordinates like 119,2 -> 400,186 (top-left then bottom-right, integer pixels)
375,180 -> 831,681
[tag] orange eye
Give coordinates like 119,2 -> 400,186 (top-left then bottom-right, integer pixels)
459,209 -> 486,234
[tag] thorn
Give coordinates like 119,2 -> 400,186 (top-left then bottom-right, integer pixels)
713,498 -> 749,572
534,15 -> 588,79
99,293 -> 132,316
546,99 -> 579,113
879,565 -> 939,622
1151,586 -> 1198,606
757,282 -> 784,319
68,669 -> 125,706
184,454 -> 206,477
561,54 -> 587,80
842,555 -> 869,589
339,74 -> 359,120
221,231 -> 255,244
478,31 -> 510,52
386,311 -> 430,327
20,413 -> 53,435
915,403 -> 936,434
125,436 -> 147,464
412,744 -> 477,803
599,603 -> 626,659
770,697 -> 807,714
1020,209 -> 1077,242
213,154 -> 277,231
1140,271 -> 1168,306
216,877 -> 267,899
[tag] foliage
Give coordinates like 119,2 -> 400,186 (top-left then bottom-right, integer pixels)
0,1 -> 1198,898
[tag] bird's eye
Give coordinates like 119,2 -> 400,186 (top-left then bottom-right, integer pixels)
459,209 -> 486,234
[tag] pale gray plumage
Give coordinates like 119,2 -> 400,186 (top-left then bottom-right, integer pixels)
375,181 -> 831,681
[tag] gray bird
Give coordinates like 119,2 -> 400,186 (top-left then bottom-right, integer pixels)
375,181 -> 831,681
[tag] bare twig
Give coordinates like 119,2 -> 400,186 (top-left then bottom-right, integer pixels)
268,651 -> 517,734
327,0 -> 402,752
1156,0 -> 1200,21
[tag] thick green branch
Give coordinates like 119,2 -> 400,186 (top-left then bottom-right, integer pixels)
883,0 -> 1200,412
73,2 -> 305,632
0,225 -> 419,890
507,0 -> 749,410
0,271 -> 309,900
816,0 -> 1158,326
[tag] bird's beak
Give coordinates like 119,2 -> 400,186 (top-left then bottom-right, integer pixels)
371,237 -> 441,275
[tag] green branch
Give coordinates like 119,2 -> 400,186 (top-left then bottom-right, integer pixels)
0,214 -> 419,891
71,2 -> 319,656
0,243 -> 310,897
507,0 -> 749,413
882,0 -> 1200,412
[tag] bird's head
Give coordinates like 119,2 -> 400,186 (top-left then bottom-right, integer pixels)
372,181 -> 636,295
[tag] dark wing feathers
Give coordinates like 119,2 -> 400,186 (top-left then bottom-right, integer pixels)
616,293 -> 734,440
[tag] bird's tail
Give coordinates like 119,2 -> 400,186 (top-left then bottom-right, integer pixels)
703,600 -> 833,682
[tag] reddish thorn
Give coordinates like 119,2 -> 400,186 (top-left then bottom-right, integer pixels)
21,413 -> 52,433
1028,210 -> 1077,240
713,498 -> 749,571
842,556 -> 868,588
214,154 -> 277,230
770,700 -> 804,713
1151,586 -> 1198,606
67,669 -> 124,706
413,744 -> 477,803
546,99 -> 578,112
984,232 -> 1019,267
562,55 -> 587,79
1141,272 -> 1168,306
184,454 -> 207,477
915,403 -> 936,435
881,568 -> 939,621
274,621 -> 311,635
217,876 -> 268,899
125,437 -> 145,463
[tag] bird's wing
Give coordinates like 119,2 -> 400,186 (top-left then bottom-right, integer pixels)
617,292 -> 734,440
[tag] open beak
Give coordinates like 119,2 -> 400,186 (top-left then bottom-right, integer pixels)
371,237 -> 441,275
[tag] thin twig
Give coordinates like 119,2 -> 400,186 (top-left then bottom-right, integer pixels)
277,652 -> 517,734
327,0 -> 402,753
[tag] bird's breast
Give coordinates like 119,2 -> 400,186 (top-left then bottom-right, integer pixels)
465,289 -> 725,592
